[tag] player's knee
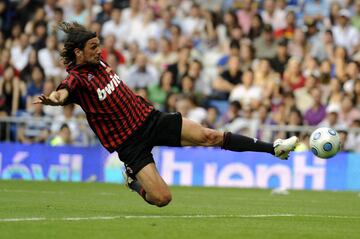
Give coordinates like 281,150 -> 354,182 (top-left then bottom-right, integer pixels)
201,129 -> 221,146
154,192 -> 172,207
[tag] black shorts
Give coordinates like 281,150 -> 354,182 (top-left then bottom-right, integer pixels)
116,110 -> 182,179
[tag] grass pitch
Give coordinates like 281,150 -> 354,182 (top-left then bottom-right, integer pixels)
0,180 -> 359,239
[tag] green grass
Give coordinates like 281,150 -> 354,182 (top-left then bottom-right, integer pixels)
0,180 -> 359,239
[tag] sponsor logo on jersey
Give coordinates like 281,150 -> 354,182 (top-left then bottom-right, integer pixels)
97,73 -> 122,101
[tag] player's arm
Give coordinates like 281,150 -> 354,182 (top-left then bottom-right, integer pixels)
33,89 -> 69,106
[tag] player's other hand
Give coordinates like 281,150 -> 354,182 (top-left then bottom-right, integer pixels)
33,92 -> 62,106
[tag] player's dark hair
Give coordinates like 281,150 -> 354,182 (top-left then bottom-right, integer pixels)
58,22 -> 97,65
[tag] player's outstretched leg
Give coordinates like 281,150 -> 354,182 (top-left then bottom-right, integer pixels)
180,118 -> 298,160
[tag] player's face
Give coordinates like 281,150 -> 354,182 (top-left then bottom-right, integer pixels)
83,37 -> 101,64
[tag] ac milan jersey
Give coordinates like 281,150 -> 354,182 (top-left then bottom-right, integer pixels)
57,60 -> 154,152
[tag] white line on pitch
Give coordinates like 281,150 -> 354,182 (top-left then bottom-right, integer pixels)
1,214 -> 360,222
0,189 -> 118,196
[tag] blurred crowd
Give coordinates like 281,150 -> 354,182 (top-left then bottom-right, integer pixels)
0,0 -> 360,151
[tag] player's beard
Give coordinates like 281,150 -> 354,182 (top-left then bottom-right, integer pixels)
86,57 -> 100,65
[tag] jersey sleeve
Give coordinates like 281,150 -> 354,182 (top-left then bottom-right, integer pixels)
56,73 -> 80,105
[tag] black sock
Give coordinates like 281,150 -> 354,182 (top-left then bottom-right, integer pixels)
129,180 -> 154,205
221,132 -> 275,155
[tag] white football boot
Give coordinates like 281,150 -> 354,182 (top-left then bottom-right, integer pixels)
273,136 -> 299,160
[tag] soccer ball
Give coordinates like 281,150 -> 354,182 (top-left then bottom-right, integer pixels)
309,127 -> 340,159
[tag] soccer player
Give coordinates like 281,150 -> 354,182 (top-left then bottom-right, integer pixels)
34,22 -> 298,207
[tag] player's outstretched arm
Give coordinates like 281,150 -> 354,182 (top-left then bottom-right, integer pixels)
33,89 -> 69,106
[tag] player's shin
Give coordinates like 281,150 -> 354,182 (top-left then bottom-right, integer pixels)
221,132 -> 275,155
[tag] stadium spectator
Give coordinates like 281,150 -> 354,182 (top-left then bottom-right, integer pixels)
303,0 -> 328,23
311,29 -> 334,62
50,123 -> 72,146
31,21 -> 48,51
152,37 -> 178,71
353,79 -> 360,109
294,74 -> 318,114
217,40 -> 241,71
338,94 -> 360,127
188,59 -> 210,97
48,7 -> 66,42
253,104 -> 272,142
328,1 -> 341,27
304,87 -> 327,126
0,49 -> 15,77
212,55 -> 242,100
163,92 -> 179,113
247,13 -> 264,40
343,61 -> 360,94
332,8 -> 360,54
253,24 -> 278,59
282,57 -> 305,91
217,10 -> 240,47
318,59 -> 332,84
179,74 -> 196,97
319,105 -> 343,129
51,103 -> 79,142
217,100 -> 241,127
17,102 -> 50,144
239,42 -> 255,72
286,108 -> 303,138
229,69 -> 262,110
67,0 -> 90,26
24,8 -> 47,37
126,7 -> 162,50
101,7 -> 128,47
21,49 -> 44,84
305,19 -> 321,46
38,35 -> 62,78
26,66 -> 45,110
346,119 -> 360,152
326,78 -> 343,109
175,94 -> 207,124
10,33 -> 33,72
333,46 -> 348,82
281,10 -> 296,40
181,3 -> 205,37
100,34 -> 126,65
95,0 -> 114,25
287,27 -> 307,59
270,38 -> 290,75
121,0 -> 142,26
261,0 -> 287,34
236,0 -> 256,35
124,53 -> 159,89
44,0 -> 57,22
144,37 -> 159,59
167,46 -> 191,86
253,58 -> 279,98
201,106 -> 219,129
0,66 -> 26,116
42,78 -> 62,118
147,70 -> 179,110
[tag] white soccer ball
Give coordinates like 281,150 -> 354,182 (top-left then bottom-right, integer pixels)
309,127 -> 340,159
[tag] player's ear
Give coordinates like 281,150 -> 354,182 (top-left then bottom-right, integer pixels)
74,48 -> 82,56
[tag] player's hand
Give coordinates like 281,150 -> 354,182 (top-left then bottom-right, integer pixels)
33,92 -> 63,106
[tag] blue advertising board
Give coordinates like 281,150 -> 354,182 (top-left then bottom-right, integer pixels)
0,143 -> 359,191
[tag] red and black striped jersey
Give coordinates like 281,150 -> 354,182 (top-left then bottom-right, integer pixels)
57,60 -> 154,152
